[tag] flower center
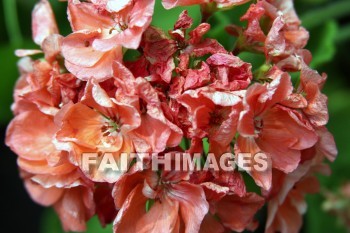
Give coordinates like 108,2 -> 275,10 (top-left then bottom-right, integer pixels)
101,118 -> 121,136
109,21 -> 128,34
254,117 -> 263,134
209,108 -> 226,126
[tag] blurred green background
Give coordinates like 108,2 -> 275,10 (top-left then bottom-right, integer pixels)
0,0 -> 349,232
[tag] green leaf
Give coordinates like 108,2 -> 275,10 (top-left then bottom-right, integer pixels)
301,0 -> 350,29
298,0 -> 329,4
151,1 -> 200,31
291,72 -> 301,89
206,2 -> 251,50
306,194 -> 347,233
307,20 -> 338,68
3,0 -> 23,47
179,137 -> 190,150
0,39 -> 41,125
0,44 -> 18,124
304,83 -> 350,233
336,24 -> 350,44
202,138 -> 209,156
238,52 -> 265,71
145,199 -> 155,212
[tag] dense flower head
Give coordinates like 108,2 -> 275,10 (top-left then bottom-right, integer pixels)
6,0 -> 337,233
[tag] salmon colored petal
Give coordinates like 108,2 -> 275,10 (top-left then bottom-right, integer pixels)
265,16 -> 286,58
17,157 -> 76,176
62,31 -> 106,67
62,31 -> 123,81
128,0 -> 155,29
54,187 -> 95,232
92,0 -> 155,50
56,103 -> 107,149
82,138 -> 134,183
115,102 -> 142,132
68,1 -> 115,32
42,34 -> 63,63
22,88 -> 58,115
6,110 -> 59,161
269,0 -> 300,25
316,127 -> 338,162
258,141 -> 300,174
82,79 -> 114,108
199,214 -> 225,233
15,49 -> 43,57
94,184 -> 118,227
274,106 -> 318,150
32,0 -> 58,46
257,106 -> 318,173
237,82 -> 266,137
113,185 -> 148,233
304,82 -> 329,127
114,185 -> 179,233
236,136 -> 272,190
133,115 -> 169,152
92,27 -> 143,51
64,48 -> 121,81
113,170 -> 151,209
136,197 -> 179,233
266,197 -> 303,233
212,170 -> 246,197
215,193 -> 265,232
133,78 -> 183,151
24,179 -> 63,206
106,0 -> 133,13
201,182 -> 230,202
256,70 -> 293,115
31,169 -> 82,189
265,155 -> 326,233
113,62 -> 136,96
280,93 -> 308,109
60,102 -> 140,158
237,104 -> 257,137
170,183 -> 209,233
210,104 -> 241,146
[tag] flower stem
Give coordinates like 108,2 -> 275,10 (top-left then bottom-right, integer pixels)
3,0 -> 23,47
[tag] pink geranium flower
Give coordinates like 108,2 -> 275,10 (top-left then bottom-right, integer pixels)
16,0 -> 62,60
113,169 -> 209,233
6,109 -> 95,232
5,0 -> 338,232
62,0 -> 155,80
265,152 -> 331,233
178,87 -> 243,153
236,67 -> 318,190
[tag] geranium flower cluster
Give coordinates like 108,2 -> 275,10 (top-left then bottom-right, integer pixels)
6,0 -> 337,233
